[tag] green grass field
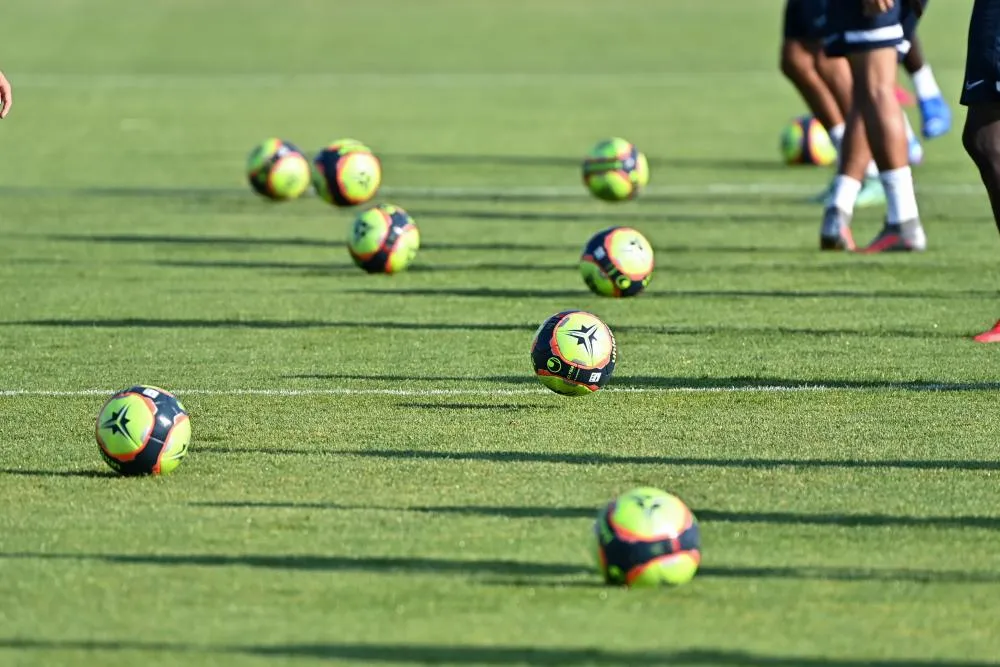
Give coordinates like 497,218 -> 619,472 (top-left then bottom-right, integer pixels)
2,1 -> 999,665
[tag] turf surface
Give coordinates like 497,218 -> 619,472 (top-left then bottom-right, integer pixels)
1,1 -> 999,665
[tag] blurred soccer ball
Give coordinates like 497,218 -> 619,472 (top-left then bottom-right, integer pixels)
591,487 -> 701,588
246,138 -> 311,200
580,226 -> 654,298
780,115 -> 836,166
348,204 -> 420,274
582,137 -> 650,201
530,310 -> 616,396
312,138 -> 382,207
95,385 -> 190,476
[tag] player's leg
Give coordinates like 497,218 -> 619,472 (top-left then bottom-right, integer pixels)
901,4 -> 952,139
958,0 -> 1000,341
814,46 -> 887,209
780,0 -> 845,143
780,38 -> 845,136
823,0 -> 926,253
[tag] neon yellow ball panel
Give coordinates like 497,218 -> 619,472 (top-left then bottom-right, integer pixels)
582,137 -> 649,201
530,310 -> 617,395
592,486 -> 701,588
349,207 -> 392,258
610,487 -> 692,540
348,204 -> 420,274
96,393 -> 155,458
267,153 -> 311,199
338,151 -> 382,204
158,415 -> 191,476
551,312 -> 615,369
94,385 -> 191,476
580,226 -> 654,298
780,116 -> 836,166
246,138 -> 311,201
385,225 -> 420,274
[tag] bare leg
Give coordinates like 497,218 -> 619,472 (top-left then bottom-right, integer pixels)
902,32 -> 926,75
849,49 -> 909,170
815,48 -> 853,117
963,104 -> 1000,232
964,103 -> 1000,340
780,39 -> 845,130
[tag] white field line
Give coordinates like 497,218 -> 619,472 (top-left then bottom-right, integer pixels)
1,383 -> 999,398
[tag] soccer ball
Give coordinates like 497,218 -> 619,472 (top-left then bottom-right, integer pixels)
246,138 -> 312,200
780,115 -> 836,166
530,310 -> 616,396
591,487 -> 701,588
312,138 -> 382,206
348,204 -> 420,274
95,385 -> 190,476
582,137 -> 650,202
580,226 -> 654,298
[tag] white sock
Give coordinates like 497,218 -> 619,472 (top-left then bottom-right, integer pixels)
910,65 -> 943,101
880,166 -> 919,224
828,123 -> 846,154
903,111 -> 917,143
831,175 -> 862,215
865,161 -> 880,179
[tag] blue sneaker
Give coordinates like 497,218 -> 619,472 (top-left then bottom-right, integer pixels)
918,95 -> 952,140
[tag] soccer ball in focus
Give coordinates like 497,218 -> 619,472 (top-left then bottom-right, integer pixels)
246,139 -> 311,200
348,204 -> 420,274
582,138 -> 650,202
95,385 -> 190,476
580,226 -> 654,298
530,310 -> 616,396
312,138 -> 382,206
591,487 -> 701,588
780,115 -> 836,166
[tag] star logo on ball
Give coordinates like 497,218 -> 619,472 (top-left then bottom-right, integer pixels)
101,404 -> 132,439
566,323 -> 600,360
352,219 -> 370,244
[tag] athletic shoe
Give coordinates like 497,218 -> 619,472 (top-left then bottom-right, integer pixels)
811,177 -> 885,208
820,207 -> 855,251
918,95 -> 953,139
860,220 -> 927,253
856,178 -> 886,208
973,320 -> 1000,343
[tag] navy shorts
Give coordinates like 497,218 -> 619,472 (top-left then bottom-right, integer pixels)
960,0 -> 1000,106
823,0 -> 920,58
783,0 -> 828,42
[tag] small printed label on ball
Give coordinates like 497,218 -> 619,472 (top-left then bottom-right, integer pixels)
142,388 -> 160,398
589,372 -> 601,382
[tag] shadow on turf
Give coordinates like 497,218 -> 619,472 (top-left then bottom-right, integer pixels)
0,468 -> 114,479
45,232 -> 807,254
0,551 -> 585,577
0,639 -> 991,667
343,286 -> 994,301
189,501 -> 1000,531
7,319 -> 955,339
409,207 -> 795,225
152,259 -> 576,273
337,448 -> 1000,472
284,373 -> 1000,392
2,551 -> 998,587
